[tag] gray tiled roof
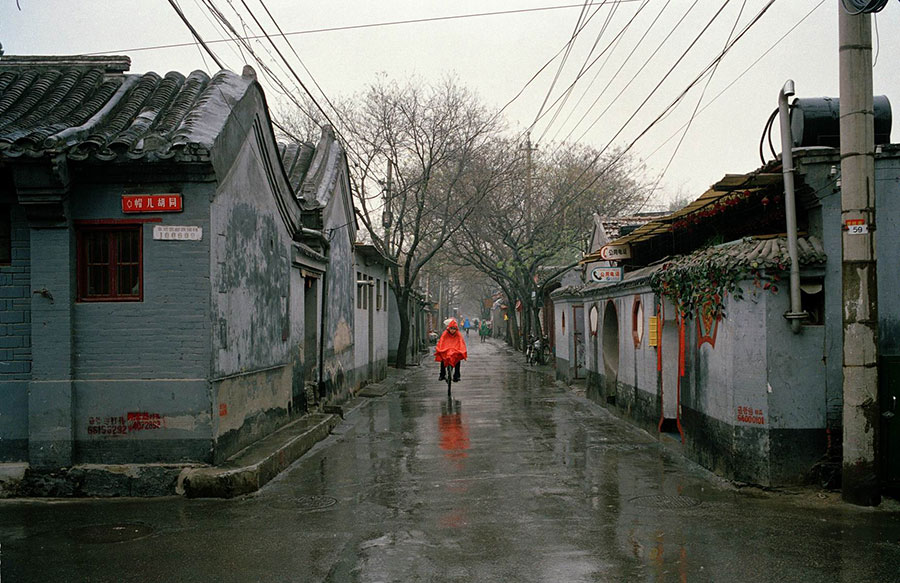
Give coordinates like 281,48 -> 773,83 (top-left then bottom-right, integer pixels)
553,235 -> 825,300
0,55 -> 254,162
667,235 -> 826,272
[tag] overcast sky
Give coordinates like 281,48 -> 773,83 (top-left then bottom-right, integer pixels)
2,1 -> 898,208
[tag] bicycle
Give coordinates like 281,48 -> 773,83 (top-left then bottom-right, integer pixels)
527,335 -> 551,366
443,359 -> 454,394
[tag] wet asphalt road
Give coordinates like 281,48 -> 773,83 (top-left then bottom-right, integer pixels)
3,338 -> 900,582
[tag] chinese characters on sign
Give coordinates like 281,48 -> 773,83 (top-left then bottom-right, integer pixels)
591,267 -> 623,283
736,406 -> 765,425
122,194 -> 183,213
598,244 -> 632,260
845,218 -> 868,235
153,226 -> 203,241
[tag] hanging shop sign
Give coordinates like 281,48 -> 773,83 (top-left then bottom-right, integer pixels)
122,194 -> 183,213
598,244 -> 631,261
153,226 -> 202,241
591,267 -> 623,283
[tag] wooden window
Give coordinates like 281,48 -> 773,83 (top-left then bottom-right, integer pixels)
77,225 -> 142,301
357,272 -> 362,309
376,278 -> 382,311
0,205 -> 10,265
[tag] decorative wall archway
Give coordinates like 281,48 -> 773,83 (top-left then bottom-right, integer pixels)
602,300 -> 619,401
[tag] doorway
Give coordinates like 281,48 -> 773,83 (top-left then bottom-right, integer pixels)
881,355 -> 900,489
602,300 -> 619,402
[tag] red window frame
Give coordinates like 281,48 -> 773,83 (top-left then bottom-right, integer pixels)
76,224 -> 143,302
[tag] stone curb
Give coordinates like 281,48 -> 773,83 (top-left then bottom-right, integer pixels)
1,368 -> 411,499
179,413 -> 341,499
178,368 -> 411,499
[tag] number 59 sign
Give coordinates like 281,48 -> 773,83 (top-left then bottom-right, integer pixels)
846,219 -> 868,235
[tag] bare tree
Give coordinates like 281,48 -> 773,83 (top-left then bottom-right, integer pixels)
455,141 -> 653,349
343,75 -> 508,367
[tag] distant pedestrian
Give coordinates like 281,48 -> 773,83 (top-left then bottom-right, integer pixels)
463,317 -> 471,336
479,320 -> 490,343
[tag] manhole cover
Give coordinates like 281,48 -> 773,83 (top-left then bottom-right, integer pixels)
629,495 -> 702,509
71,523 -> 154,544
293,495 -> 338,512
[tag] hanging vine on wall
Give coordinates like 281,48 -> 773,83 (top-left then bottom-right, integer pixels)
649,236 -> 804,320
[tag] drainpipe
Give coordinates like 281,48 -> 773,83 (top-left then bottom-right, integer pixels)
778,79 -> 806,334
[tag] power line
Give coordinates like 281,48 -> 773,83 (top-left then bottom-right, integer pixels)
536,0 -> 622,144
511,0 -> 652,146
643,0 -> 826,163
534,0 -> 778,219
167,0 -> 225,69
543,0 -> 640,145
637,0 -> 748,212
570,0 -> 701,146
89,1 -> 646,56
552,0 -> 675,150
531,1 -> 595,129
575,0 -> 779,207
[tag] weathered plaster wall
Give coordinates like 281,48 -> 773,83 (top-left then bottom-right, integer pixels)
765,278 -> 827,483
68,178 -> 214,464
321,181 -> 356,401
554,299 -> 573,382
211,132 -> 293,459
0,203 -> 30,461
353,259 -> 389,389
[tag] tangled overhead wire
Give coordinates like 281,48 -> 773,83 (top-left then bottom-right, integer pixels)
759,107 -> 780,165
840,0 -> 890,14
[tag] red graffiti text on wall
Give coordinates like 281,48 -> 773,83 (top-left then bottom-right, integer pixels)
88,412 -> 165,436
736,406 -> 765,425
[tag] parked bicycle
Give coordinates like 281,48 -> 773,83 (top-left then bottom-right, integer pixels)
526,334 -> 552,366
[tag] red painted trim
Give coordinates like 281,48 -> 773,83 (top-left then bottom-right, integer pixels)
75,218 -> 162,225
696,298 -> 721,348
657,300 -> 665,433
676,311 -> 685,443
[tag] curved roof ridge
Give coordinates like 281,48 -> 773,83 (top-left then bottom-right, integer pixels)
111,71 -> 185,153
41,74 -> 136,151
170,69 -> 251,150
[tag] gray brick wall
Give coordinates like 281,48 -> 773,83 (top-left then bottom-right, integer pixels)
0,204 -> 30,460
70,182 -> 212,380
0,204 -> 31,380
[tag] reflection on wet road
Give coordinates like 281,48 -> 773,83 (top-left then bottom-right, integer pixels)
2,339 -> 900,582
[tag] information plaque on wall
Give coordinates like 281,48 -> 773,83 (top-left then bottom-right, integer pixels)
153,226 -> 202,241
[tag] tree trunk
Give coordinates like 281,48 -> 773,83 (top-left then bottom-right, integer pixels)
509,298 -> 522,351
395,289 -> 411,368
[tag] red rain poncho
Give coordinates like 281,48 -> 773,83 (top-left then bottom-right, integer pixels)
434,318 -> 468,367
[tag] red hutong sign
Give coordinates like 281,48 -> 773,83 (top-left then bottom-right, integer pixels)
122,194 -> 182,213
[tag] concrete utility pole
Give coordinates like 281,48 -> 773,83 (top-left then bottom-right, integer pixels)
839,6 -> 880,506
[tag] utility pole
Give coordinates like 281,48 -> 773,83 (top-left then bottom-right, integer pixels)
839,6 -> 880,506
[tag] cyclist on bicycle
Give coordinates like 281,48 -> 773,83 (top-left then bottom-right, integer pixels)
435,318 -> 467,382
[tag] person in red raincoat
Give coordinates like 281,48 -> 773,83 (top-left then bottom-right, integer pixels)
435,318 -> 467,382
